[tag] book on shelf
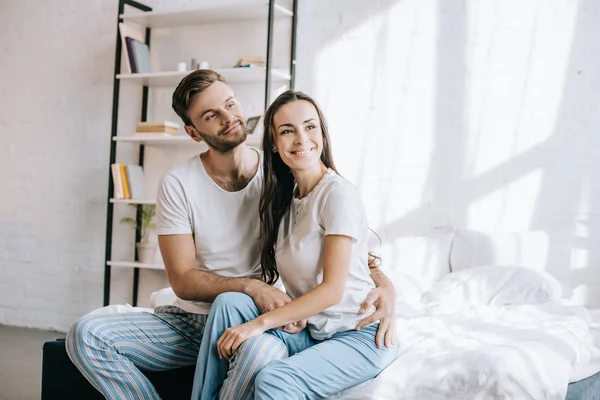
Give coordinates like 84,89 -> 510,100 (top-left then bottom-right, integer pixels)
125,37 -> 138,73
111,164 -> 124,199
111,164 -> 146,200
234,55 -> 266,68
135,121 -> 180,136
128,38 -> 151,73
118,23 -> 146,74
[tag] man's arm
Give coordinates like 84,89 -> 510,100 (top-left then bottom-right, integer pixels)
355,256 -> 397,348
369,265 -> 393,289
158,234 -> 291,313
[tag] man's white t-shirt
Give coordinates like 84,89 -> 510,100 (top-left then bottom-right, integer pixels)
156,148 -> 263,314
275,169 -> 375,340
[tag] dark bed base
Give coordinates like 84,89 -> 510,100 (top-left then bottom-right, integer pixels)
41,339 -> 195,399
41,339 -> 600,399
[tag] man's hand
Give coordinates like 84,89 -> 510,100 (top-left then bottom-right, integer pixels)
355,285 -> 397,349
246,280 -> 293,314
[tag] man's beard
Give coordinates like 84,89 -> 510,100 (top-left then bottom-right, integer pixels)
199,119 -> 248,153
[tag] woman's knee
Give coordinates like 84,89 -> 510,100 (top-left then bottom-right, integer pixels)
254,364 -> 280,392
254,362 -> 302,397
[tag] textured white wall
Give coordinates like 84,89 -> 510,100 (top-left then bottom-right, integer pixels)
295,0 -> 600,307
1,0 -> 599,332
0,0 -> 290,331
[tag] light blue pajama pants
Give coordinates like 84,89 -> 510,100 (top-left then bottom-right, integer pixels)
65,305 -> 288,400
193,293 -> 400,400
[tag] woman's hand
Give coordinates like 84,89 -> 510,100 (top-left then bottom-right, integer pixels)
217,320 -> 266,360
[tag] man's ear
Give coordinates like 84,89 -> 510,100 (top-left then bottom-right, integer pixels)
184,125 -> 202,143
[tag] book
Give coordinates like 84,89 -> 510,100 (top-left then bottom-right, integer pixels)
125,37 -> 138,73
129,38 -> 151,73
134,129 -> 178,136
119,164 -> 131,199
111,164 -> 124,199
135,121 -> 180,135
234,56 -> 266,68
118,23 -> 145,74
125,165 -> 146,199
137,120 -> 180,127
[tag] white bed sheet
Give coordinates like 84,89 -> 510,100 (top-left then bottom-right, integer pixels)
335,302 -> 600,400
571,308 -> 600,382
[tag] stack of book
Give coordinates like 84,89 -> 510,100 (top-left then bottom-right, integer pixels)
111,164 -> 146,200
134,121 -> 180,136
234,55 -> 266,68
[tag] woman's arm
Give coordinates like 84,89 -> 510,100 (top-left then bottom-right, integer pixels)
217,234 -> 352,359
257,234 -> 352,329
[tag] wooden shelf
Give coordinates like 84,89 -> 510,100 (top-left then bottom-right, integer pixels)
120,2 -> 293,28
107,261 -> 164,270
116,68 -> 291,87
110,198 -> 156,205
114,135 -> 195,145
113,135 -> 263,147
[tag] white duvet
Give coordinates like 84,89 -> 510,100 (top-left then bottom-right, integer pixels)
336,266 -> 600,400
338,302 -> 595,400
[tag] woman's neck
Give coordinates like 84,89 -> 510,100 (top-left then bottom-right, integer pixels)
292,162 -> 328,199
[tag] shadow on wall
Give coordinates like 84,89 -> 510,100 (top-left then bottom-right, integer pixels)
298,0 -> 600,307
530,0 -> 600,306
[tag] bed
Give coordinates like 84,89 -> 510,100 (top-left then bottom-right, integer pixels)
328,230 -> 600,399
60,229 -> 600,399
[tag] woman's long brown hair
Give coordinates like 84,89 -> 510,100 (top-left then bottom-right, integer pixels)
259,90 -> 382,285
259,90 -> 337,285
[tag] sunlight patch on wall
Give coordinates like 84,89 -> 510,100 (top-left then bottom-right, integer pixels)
465,0 -> 577,177
466,168 -> 543,231
312,0 -> 438,228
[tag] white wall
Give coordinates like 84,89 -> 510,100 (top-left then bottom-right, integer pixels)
0,0 -> 289,331
1,0 -> 599,332
294,0 -> 600,307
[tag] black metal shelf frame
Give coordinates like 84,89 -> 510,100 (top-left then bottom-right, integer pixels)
103,0 -> 298,306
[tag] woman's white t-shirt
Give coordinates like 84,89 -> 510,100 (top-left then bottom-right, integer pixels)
275,169 -> 375,340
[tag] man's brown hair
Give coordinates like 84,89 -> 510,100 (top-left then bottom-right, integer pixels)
172,69 -> 227,126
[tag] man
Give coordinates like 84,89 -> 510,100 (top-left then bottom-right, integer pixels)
66,70 -> 396,400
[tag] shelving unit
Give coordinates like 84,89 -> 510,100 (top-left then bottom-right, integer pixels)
110,198 -> 156,205
104,0 -> 298,306
107,261 -> 164,271
113,134 -> 262,146
116,67 -> 292,87
119,2 -> 293,27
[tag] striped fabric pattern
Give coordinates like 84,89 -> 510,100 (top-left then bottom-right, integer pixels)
65,305 -> 286,400
220,334 -> 289,400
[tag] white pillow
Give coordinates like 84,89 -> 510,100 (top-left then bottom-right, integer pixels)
422,265 -> 563,306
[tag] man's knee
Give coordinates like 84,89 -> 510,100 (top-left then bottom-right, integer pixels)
65,314 -> 103,361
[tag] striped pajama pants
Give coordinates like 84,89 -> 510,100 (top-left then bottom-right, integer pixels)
65,305 -> 288,400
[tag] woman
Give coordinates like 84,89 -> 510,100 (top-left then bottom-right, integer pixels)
192,90 -> 399,400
